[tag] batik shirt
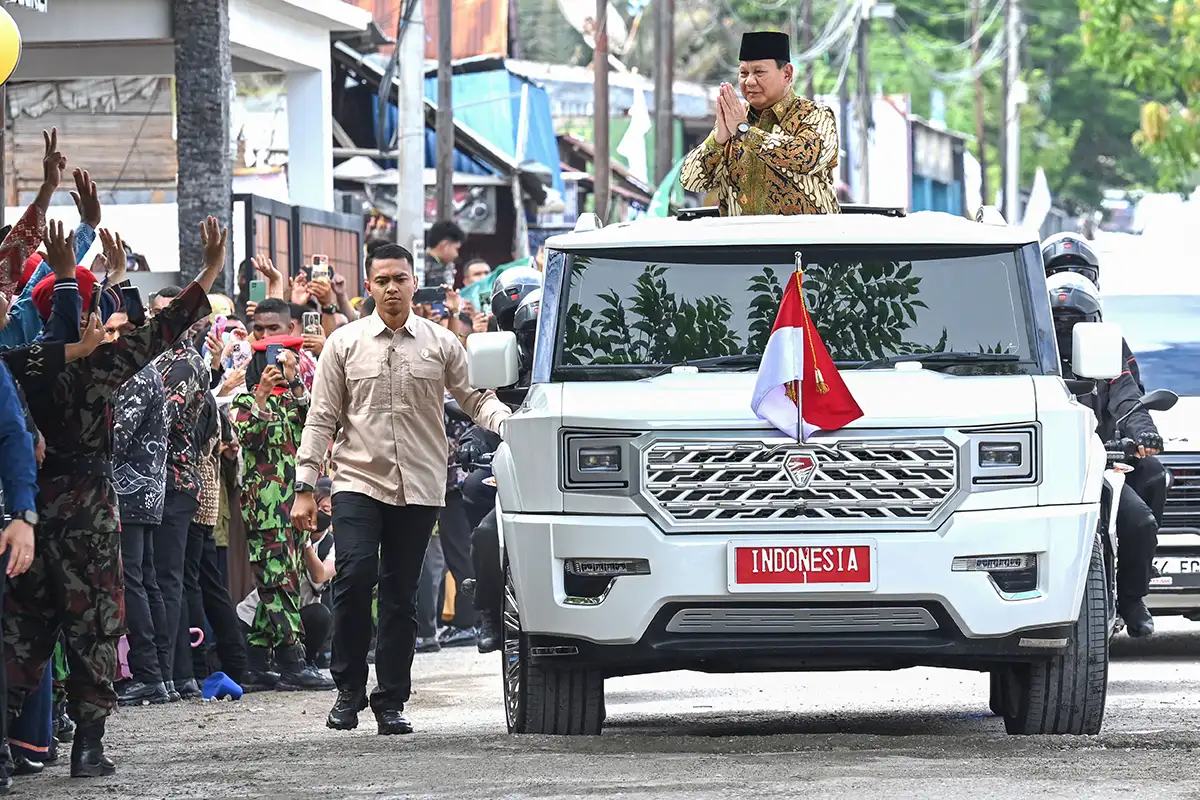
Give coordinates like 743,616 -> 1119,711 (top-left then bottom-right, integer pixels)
4,284 -> 211,538
230,389 -> 309,531
112,360 -> 168,527
156,336 -> 208,501
681,90 -> 841,216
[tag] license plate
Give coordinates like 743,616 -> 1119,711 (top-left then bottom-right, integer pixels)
1154,557 -> 1200,574
728,541 -> 876,593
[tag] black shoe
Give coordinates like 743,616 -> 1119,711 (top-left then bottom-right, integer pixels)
477,610 -> 502,654
70,720 -> 116,778
117,680 -> 170,707
164,681 -> 182,703
1120,598 -> 1155,638
53,709 -> 75,743
438,626 -> 478,648
276,645 -> 335,691
415,636 -> 441,654
13,756 -> 43,776
374,708 -> 414,735
326,688 -> 368,731
176,678 -> 203,700
243,646 -> 281,692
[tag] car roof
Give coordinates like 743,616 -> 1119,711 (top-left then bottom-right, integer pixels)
546,211 -> 1040,251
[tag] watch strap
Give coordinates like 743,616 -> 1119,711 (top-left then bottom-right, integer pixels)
295,481 -> 315,494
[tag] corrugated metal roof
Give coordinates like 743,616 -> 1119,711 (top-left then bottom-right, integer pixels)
348,0 -> 509,60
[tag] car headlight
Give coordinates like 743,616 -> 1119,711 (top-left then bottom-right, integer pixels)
562,432 -> 634,489
966,428 -> 1036,485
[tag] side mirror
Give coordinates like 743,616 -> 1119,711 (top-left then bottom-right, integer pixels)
466,331 -> 519,389
1070,321 -> 1123,380
1139,388 -> 1179,413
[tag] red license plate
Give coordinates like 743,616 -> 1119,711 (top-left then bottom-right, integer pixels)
734,545 -> 873,586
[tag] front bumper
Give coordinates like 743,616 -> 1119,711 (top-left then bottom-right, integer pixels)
504,504 -> 1097,672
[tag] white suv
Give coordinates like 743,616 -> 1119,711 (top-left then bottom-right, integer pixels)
468,207 -> 1126,737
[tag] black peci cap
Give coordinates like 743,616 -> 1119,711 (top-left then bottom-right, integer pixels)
739,31 -> 791,63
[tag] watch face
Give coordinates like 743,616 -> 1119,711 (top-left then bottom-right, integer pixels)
738,123 -> 750,133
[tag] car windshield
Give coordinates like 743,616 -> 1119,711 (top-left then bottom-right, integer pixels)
1102,294 -> 1200,396
554,245 -> 1038,377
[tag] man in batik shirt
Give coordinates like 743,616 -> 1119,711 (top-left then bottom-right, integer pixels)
681,31 -> 840,216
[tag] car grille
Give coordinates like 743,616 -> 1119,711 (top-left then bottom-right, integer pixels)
1163,456 -> 1200,533
642,439 -> 957,525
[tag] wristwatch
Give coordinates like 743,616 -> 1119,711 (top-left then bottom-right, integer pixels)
321,304 -> 337,315
295,481 -> 315,494
288,377 -> 304,391
15,509 -> 37,526
735,122 -> 751,140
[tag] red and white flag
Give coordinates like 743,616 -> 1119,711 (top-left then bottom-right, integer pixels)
751,269 -> 864,441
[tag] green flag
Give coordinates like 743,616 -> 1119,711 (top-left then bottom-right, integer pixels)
461,258 -> 529,310
648,157 -> 685,217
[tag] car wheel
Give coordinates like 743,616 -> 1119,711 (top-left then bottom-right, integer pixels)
501,559 -> 604,735
1002,533 -> 1109,735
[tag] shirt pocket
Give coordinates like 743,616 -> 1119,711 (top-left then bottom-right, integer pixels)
408,358 -> 444,407
346,359 -> 385,412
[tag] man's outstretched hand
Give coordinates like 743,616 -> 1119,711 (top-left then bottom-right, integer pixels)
196,216 -> 229,292
71,168 -> 101,228
44,219 -> 77,280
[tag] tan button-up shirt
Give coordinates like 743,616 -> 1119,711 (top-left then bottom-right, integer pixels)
296,312 -> 511,508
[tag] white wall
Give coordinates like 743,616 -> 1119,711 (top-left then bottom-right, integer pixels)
816,94 -> 911,210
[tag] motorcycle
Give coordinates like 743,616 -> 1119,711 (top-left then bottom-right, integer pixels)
1098,388 -> 1179,639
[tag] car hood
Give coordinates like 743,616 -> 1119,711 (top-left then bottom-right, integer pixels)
559,369 -> 1037,430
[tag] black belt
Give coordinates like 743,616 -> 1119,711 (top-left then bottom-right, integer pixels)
41,454 -> 113,479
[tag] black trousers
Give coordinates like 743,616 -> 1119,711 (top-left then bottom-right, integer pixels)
462,470 -> 501,620
1116,455 -> 1168,602
301,603 -> 332,665
330,492 -> 437,711
120,522 -> 167,685
184,522 -> 248,684
152,490 -> 199,685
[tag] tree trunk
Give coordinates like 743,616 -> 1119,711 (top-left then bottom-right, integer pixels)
173,0 -> 232,288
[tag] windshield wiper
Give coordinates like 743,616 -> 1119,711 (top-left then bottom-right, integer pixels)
648,354 -> 762,378
857,351 -> 1021,370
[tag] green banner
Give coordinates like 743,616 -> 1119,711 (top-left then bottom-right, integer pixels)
460,258 -> 529,310
648,157 -> 685,217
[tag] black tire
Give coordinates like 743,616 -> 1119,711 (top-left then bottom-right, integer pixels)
988,670 -> 1004,717
501,561 -> 605,735
1001,533 -> 1109,735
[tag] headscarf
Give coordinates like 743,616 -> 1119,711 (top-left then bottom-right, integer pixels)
245,334 -> 304,396
31,267 -> 121,322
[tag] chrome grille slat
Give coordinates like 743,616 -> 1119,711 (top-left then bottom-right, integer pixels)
642,439 -> 957,524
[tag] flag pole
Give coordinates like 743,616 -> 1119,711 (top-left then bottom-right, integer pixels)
794,250 -> 803,444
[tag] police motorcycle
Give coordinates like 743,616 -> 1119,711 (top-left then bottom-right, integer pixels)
448,269 -> 543,654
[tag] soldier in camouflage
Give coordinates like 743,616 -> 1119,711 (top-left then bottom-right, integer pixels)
2,217 -> 227,779
230,335 -> 333,692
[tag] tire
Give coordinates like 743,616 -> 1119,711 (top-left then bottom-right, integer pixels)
501,561 -> 605,735
1001,533 -> 1109,735
988,670 -> 1004,717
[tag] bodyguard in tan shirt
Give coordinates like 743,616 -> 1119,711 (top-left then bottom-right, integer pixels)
291,242 -> 509,736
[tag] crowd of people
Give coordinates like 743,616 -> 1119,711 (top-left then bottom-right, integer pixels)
0,128 -> 535,794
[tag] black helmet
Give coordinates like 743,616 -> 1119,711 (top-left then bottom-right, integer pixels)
490,266 -> 542,331
1042,232 -> 1100,289
1048,272 -> 1102,363
513,288 -> 542,336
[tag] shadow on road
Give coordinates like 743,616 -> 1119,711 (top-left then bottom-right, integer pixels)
1111,625 -> 1200,662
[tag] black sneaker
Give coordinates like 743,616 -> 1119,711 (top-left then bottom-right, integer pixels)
1120,598 -> 1156,638
176,679 -> 203,700
415,636 -> 441,653
477,610 -> 502,654
375,708 -> 414,736
438,626 -> 478,648
117,681 -> 170,707
326,688 -> 368,731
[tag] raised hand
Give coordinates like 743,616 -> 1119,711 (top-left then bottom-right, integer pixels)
44,219 -> 77,279
201,216 -> 227,269
254,364 -> 282,407
98,228 -> 127,285
253,254 -> 284,298
42,128 -> 66,190
80,312 -> 105,354
71,168 -> 101,228
290,272 -> 311,305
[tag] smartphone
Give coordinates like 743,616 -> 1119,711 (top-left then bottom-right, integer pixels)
302,311 -> 321,334
264,343 -> 284,369
311,254 -> 331,283
413,286 -> 446,305
212,315 -> 228,340
120,286 -> 146,326
88,283 -> 103,317
249,279 -> 267,303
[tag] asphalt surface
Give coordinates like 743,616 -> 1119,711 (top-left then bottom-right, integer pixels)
22,618 -> 1200,800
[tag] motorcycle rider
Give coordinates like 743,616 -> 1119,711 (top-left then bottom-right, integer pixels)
459,269 -> 542,653
1048,272 -> 1165,637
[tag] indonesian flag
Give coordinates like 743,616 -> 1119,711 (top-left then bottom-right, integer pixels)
751,270 -> 864,441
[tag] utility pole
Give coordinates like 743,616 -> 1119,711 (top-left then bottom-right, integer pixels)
1004,0 -> 1021,223
838,49 -> 850,190
594,0 -> 610,222
803,0 -> 814,98
653,0 -> 674,184
397,0 -> 427,270
855,0 -> 872,204
972,0 -> 988,206
436,0 -> 454,222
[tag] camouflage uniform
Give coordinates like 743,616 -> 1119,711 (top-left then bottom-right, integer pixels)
230,388 -> 309,649
2,286 -> 211,723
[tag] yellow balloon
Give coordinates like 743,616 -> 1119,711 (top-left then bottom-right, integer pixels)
0,9 -> 21,87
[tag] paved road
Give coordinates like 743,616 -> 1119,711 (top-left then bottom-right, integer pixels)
28,619 -> 1200,800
